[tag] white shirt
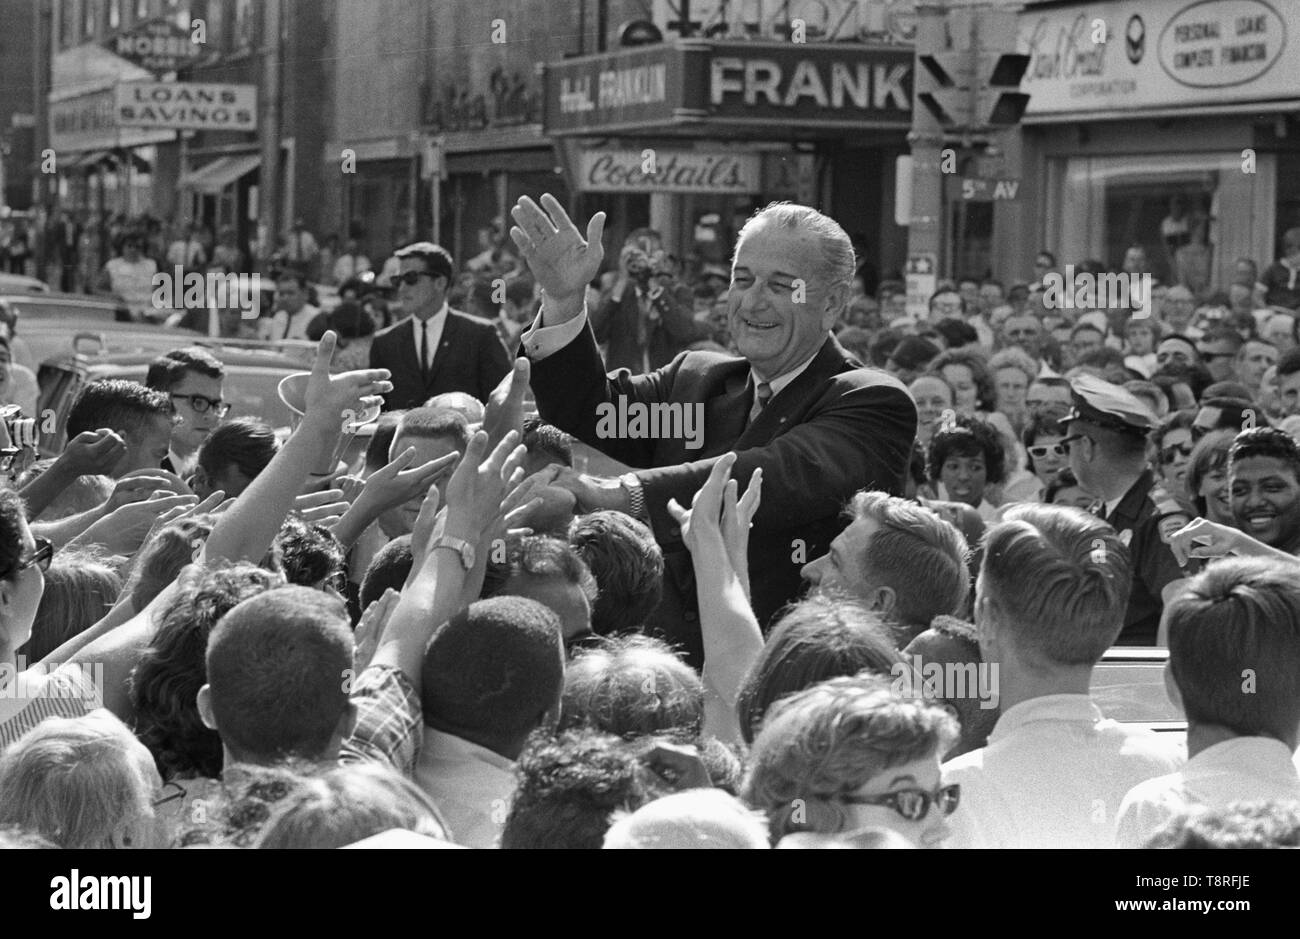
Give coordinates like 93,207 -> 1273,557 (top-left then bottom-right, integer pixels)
332,253 -> 371,285
943,694 -> 1184,848
410,302 -> 449,373
1115,736 -> 1300,849
413,728 -> 517,849
105,256 -> 158,315
259,304 -> 320,341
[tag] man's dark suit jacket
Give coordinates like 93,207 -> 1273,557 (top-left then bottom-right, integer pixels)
529,322 -> 918,668
591,283 -> 709,374
370,310 -> 512,410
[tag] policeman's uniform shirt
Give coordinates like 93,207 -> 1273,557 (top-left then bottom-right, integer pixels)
1091,469 -> 1191,646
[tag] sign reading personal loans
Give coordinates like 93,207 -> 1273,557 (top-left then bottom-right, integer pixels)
578,150 -> 761,194
115,82 -> 258,132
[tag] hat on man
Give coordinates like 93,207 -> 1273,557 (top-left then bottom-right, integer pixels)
1064,373 -> 1157,436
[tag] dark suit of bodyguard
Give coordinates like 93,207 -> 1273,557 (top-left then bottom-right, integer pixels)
510,195 -> 917,667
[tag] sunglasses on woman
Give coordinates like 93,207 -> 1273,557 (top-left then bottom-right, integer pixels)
16,537 -> 53,574
841,783 -> 961,822
1027,443 -> 1066,459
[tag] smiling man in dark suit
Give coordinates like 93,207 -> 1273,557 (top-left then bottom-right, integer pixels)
370,242 -> 511,410
509,194 -> 917,667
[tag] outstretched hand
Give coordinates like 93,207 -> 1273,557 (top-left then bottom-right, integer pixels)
509,194 -> 605,316
303,330 -> 391,427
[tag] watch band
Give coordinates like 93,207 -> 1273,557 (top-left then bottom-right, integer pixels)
620,473 -> 647,521
431,536 -> 475,571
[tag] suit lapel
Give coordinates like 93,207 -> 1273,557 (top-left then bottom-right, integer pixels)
395,318 -> 422,387
423,312 -> 459,390
734,336 -> 848,448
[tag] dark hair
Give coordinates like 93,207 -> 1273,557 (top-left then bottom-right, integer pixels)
888,336 -> 940,372
327,299 -> 374,340
394,242 -> 455,285
364,412 -> 403,473
145,348 -> 225,392
522,418 -> 573,470
567,511 -> 663,636
1229,426 -> 1300,480
1037,250 -> 1057,267
932,317 -> 978,349
1165,557 -> 1300,741
501,729 -> 654,850
928,289 -> 965,315
130,564 -> 279,780
1146,800 -> 1300,849
867,329 -> 903,368
1075,347 -> 1127,373
1201,326 -> 1244,353
1186,430 -> 1235,517
196,418 -> 278,485
358,535 -> 412,611
419,597 -> 565,755
274,515 -> 346,591
66,380 -> 173,441
395,407 -> 470,450
1276,347 -> 1300,380
1043,467 -> 1083,504
735,595 -> 902,744
482,534 -> 598,615
0,488 -> 28,583
1022,412 -> 1064,448
927,415 -> 1006,484
1152,410 -> 1196,454
205,587 -> 354,763
559,635 -> 703,739
274,270 -> 308,290
928,348 -> 995,412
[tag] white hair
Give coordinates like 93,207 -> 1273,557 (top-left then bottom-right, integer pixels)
735,202 -> 856,308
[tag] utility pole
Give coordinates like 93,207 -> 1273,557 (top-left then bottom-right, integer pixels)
904,1 -> 949,320
257,0 -> 283,271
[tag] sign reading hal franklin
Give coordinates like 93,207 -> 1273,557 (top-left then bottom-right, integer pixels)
546,45 -> 687,134
578,150 -> 761,194
115,82 -> 258,132
1018,0 -> 1293,117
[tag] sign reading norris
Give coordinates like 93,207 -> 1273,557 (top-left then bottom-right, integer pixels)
577,149 -> 761,194
111,19 -> 204,74
115,82 -> 258,132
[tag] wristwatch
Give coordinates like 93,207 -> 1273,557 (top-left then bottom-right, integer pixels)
620,473 -> 647,521
431,536 -> 476,571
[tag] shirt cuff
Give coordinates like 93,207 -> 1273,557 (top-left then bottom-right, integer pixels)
520,305 -> 588,361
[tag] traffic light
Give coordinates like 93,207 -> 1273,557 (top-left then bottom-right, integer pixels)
916,7 -> 1030,132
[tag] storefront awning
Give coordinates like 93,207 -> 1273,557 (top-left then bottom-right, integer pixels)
179,154 -> 260,194
63,150 -> 114,171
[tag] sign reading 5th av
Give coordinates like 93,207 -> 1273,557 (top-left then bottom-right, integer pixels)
957,177 -> 1021,201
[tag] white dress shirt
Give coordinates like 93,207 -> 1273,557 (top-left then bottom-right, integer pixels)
259,304 -> 320,341
414,728 -> 517,849
1115,736 -> 1300,848
943,694 -> 1184,848
410,302 -> 449,373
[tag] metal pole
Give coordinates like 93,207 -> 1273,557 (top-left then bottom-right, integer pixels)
257,0 -> 283,271
906,1 -> 948,315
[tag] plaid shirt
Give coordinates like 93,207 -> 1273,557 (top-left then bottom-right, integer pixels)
339,664 -> 423,776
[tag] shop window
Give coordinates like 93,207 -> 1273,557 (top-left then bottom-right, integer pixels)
1047,152 -> 1278,296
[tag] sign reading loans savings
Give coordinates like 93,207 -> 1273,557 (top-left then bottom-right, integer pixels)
578,150 -> 760,194
115,82 -> 258,132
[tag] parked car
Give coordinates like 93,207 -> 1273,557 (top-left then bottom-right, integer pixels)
0,273 -> 50,294
1091,646 -> 1184,736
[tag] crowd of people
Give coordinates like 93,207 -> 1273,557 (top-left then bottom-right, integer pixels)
1,192 -> 1300,852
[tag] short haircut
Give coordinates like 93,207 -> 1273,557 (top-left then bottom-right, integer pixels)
0,488 -> 28,583
737,202 -> 855,313
932,317 -> 978,349
394,241 -> 455,284
419,596 -> 565,752
1186,429 -> 1236,517
482,533 -> 598,610
274,269 -> 308,289
1164,557 -> 1300,741
1229,426 -> 1300,480
257,763 -> 448,849
927,414 -> 1006,485
358,534 -> 412,611
21,548 -> 122,662
735,594 -> 903,744
929,288 -> 965,315
1070,322 -> 1104,341
979,504 -> 1133,667
205,587 -> 354,763
742,675 -> 958,840
559,635 -> 703,739
1043,467 -> 1083,505
849,490 -> 970,628
501,728 -> 655,850
1146,800 -> 1300,849
66,379 -> 173,441
523,417 -> 573,469
423,392 -> 485,424
0,710 -> 154,849
130,564 -> 280,780
364,412 -> 403,473
394,407 -> 470,450
1075,347 -> 1127,372
197,418 -> 278,482
1276,348 -> 1300,379
889,336 -> 940,372
145,347 -> 225,392
1200,326 -> 1244,352
603,788 -> 771,849
567,510 -> 663,635
274,515 -> 346,590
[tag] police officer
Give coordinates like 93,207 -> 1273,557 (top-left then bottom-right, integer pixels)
1062,374 -> 1192,645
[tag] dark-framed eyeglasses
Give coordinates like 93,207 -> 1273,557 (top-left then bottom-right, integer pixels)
841,784 -> 961,822
392,270 -> 435,287
152,780 -> 187,810
171,393 -> 230,417
1160,442 -> 1194,463
16,537 -> 53,574
1028,443 -> 1067,460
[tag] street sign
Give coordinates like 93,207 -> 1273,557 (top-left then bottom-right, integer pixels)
110,19 -> 204,75
905,254 -> 936,276
115,82 -> 258,132
905,253 -> 937,320
957,177 -> 1021,201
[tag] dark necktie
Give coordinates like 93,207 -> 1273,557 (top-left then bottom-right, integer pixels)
749,380 -> 772,424
419,319 -> 430,378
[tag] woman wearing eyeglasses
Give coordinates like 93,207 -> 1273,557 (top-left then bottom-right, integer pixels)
742,675 -> 960,848
1018,413 -> 1069,502
0,488 -> 91,750
1152,411 -> 1197,500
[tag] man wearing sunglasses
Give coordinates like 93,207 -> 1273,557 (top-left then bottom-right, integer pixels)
145,348 -> 228,476
1062,375 -> 1192,646
369,242 -> 511,410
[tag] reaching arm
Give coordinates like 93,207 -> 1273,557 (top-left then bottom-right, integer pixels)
18,430 -> 125,519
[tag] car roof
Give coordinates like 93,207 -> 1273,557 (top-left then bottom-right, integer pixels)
0,275 -> 50,293
46,346 -> 310,371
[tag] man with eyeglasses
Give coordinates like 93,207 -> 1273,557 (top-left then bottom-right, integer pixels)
1062,375 -> 1191,645
1196,327 -> 1243,384
369,242 -> 511,410
145,348 -> 228,476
